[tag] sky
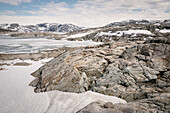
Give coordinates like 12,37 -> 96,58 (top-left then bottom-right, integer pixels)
0,0 -> 170,27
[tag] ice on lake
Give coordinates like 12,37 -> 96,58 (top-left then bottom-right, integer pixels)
0,36 -> 102,53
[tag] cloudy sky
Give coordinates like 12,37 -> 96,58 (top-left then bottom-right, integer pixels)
0,0 -> 170,27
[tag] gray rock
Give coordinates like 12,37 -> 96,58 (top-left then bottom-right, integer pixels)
77,93 -> 170,113
77,100 -> 154,113
30,37 -> 170,112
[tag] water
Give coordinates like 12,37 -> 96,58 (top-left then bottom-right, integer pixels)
0,36 -> 102,53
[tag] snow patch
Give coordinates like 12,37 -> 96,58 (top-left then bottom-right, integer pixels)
96,30 -> 153,37
67,31 -> 95,38
0,58 -> 126,113
38,27 -> 46,31
0,58 -> 51,113
45,90 -> 126,113
159,29 -> 170,33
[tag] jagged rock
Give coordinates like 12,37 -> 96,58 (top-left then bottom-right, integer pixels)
77,93 -> 170,113
30,48 -> 109,93
93,38 -> 169,102
30,38 -> 170,112
77,100 -> 154,113
77,101 -> 118,113
29,42 -> 133,93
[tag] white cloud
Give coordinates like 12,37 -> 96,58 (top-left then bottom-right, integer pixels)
0,10 -> 16,15
0,0 -> 170,27
0,0 -> 31,5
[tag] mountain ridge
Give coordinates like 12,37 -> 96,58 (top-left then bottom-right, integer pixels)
1,19 -> 170,33
0,23 -> 82,33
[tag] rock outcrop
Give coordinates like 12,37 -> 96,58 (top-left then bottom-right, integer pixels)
30,37 -> 170,112
29,42 -> 135,93
77,93 -> 170,113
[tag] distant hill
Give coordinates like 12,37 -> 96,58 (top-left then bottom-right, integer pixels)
0,23 -> 82,33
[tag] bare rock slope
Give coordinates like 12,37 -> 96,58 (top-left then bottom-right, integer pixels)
30,37 -> 170,112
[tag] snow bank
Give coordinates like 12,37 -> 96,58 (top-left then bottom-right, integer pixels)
45,91 -> 126,113
98,31 -> 117,36
0,59 -> 51,113
96,30 -> 153,37
159,29 -> 170,33
0,58 -> 126,113
67,31 -> 94,38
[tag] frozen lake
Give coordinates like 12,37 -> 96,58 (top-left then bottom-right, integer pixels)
0,36 -> 102,53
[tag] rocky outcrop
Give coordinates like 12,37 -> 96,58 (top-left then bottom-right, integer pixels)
105,19 -> 170,29
92,38 -> 170,102
77,100 -> 152,113
29,42 -> 136,93
77,93 -> 170,113
30,37 -> 170,112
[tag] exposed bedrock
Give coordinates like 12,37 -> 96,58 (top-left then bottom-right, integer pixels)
30,37 -> 170,112
77,93 -> 170,113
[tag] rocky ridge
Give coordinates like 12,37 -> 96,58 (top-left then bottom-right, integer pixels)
0,23 -> 82,33
81,20 -> 170,42
105,19 -> 170,28
29,37 -> 170,112
49,19 -> 170,43
1,19 -> 170,41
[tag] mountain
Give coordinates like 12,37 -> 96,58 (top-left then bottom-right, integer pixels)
0,23 -> 82,33
105,19 -> 160,27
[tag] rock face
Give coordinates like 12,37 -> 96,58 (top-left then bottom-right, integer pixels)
30,37 -> 170,112
77,93 -> 170,113
29,42 -> 134,92
77,100 -> 152,113
93,38 -> 170,100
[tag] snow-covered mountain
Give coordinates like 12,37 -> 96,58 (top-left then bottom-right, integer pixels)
0,23 -> 82,33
